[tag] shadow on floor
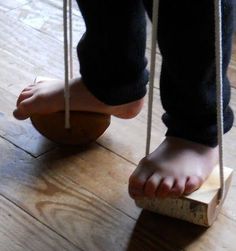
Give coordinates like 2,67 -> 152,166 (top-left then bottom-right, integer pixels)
126,210 -> 207,251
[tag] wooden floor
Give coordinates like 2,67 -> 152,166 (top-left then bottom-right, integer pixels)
0,1 -> 236,250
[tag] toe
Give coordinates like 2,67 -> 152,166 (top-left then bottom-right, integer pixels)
184,176 -> 203,195
156,176 -> 174,198
13,96 -> 35,120
144,174 -> 162,198
129,166 -> 153,199
128,175 -> 146,199
22,85 -> 35,91
16,91 -> 33,107
169,178 -> 186,198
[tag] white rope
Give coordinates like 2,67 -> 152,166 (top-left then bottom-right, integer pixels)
214,0 -> 225,202
63,0 -> 71,129
146,0 -> 159,156
146,0 -> 225,202
69,0 -> 73,79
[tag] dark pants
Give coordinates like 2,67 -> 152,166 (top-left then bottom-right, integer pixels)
76,0 -> 234,147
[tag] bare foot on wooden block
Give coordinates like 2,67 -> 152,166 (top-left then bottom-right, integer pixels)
13,78 -> 144,120
129,137 -> 218,199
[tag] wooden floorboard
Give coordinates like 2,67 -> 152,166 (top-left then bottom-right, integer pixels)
0,86 -> 56,156
0,13 -> 65,88
0,138 -> 174,251
1,1 -> 236,250
0,79 -> 235,250
6,0 -> 85,46
0,0 -> 30,12
0,194 -> 79,251
0,126 -> 235,251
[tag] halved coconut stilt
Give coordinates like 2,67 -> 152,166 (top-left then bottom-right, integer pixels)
30,77 -> 110,146
31,111 -> 110,146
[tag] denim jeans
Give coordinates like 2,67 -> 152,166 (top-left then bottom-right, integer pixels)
76,0 -> 234,147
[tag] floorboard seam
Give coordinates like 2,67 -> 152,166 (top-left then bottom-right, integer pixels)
96,141 -> 139,166
0,135 -> 35,157
0,134 -> 56,158
5,0 -> 33,13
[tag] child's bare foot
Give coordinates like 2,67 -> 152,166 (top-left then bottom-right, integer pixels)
129,137 -> 218,199
13,78 -> 144,120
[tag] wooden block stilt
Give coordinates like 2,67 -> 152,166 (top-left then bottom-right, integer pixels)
135,166 -> 233,227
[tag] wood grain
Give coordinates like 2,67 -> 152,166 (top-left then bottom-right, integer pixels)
0,11 -> 77,92
41,135 -> 236,211
0,86 -> 56,157
6,0 -> 85,46
0,195 -> 78,251
0,0 -> 29,12
1,134 -> 236,251
0,138 -> 174,251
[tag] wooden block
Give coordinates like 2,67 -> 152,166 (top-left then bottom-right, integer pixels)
135,166 -> 234,227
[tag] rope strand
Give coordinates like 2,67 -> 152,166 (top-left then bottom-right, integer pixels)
69,0 -> 73,80
214,0 -> 225,202
63,0 -> 70,129
146,0 -> 159,156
